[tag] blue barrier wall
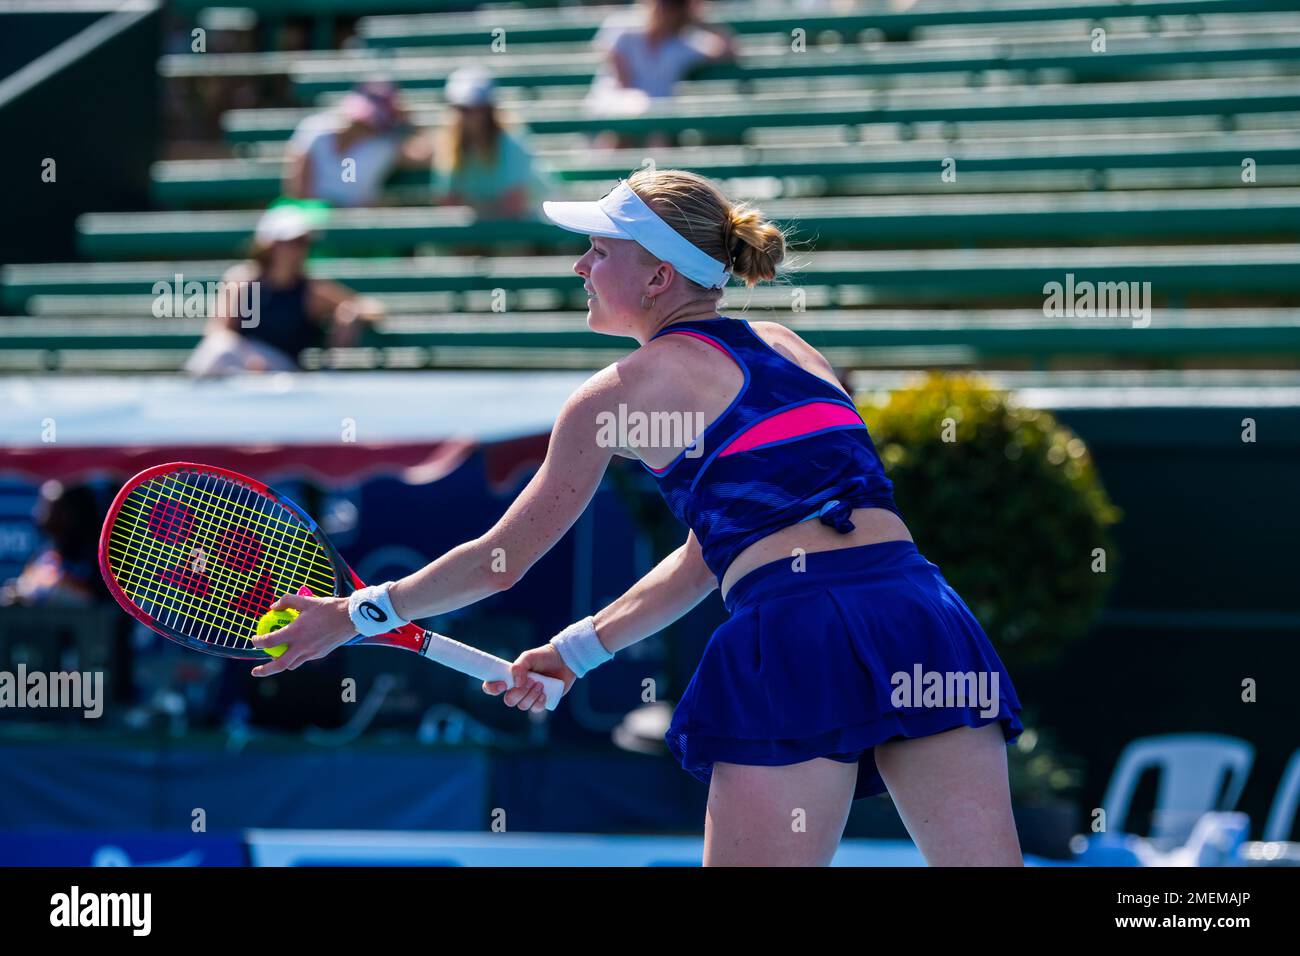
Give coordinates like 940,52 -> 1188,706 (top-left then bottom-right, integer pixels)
0,737 -> 489,831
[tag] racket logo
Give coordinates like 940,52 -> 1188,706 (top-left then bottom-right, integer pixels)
358,601 -> 388,624
190,547 -> 208,575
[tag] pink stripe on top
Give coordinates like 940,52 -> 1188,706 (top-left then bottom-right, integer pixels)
658,328 -> 734,358
718,401 -> 864,457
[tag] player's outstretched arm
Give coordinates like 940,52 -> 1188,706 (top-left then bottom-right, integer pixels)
485,530 -> 716,712
388,366 -> 621,619
248,367 -> 623,675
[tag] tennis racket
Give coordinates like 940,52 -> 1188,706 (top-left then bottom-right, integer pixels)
97,461 -> 564,710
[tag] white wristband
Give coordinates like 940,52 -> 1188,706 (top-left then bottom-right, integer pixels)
348,581 -> 409,636
549,616 -> 612,678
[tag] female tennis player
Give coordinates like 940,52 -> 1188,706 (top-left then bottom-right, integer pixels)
252,169 -> 1025,866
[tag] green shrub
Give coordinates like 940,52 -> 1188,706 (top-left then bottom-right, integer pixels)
1006,708 -> 1086,804
859,372 -> 1122,669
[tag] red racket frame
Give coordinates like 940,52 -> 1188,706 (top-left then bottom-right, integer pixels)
98,461 -> 427,659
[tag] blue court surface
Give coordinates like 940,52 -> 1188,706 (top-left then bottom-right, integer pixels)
0,829 -> 1072,867
242,831 -> 1070,867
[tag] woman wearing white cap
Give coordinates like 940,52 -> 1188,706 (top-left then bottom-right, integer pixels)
284,81 -> 433,208
184,204 -> 384,375
253,169 -> 1024,867
430,67 -> 557,220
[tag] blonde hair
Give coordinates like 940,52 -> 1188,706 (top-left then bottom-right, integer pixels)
437,107 -> 504,175
626,167 -> 786,290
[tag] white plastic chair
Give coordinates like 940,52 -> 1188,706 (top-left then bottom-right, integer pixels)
1101,734 -> 1254,847
1262,748 -> 1300,842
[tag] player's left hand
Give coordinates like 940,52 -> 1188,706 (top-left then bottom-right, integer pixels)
247,593 -> 355,677
483,644 -> 576,713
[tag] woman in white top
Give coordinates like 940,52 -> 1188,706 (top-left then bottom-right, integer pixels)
586,0 -> 738,149
284,81 -> 433,207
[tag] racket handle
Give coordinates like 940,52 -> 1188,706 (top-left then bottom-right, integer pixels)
418,630 -> 565,712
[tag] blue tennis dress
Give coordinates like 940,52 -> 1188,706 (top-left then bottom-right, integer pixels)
644,317 -> 1023,800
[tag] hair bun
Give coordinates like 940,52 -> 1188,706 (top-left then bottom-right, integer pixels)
626,167 -> 787,291
726,204 -> 786,287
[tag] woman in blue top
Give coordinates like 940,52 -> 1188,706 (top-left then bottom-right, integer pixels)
254,169 -> 1025,866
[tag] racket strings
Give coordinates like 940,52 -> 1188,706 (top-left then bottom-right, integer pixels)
108,480 -> 305,645
117,472 -> 333,635
106,469 -> 336,648
109,477 -> 330,646
115,473 -> 329,602
109,489 -> 303,643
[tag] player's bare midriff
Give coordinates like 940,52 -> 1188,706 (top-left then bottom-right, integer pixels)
718,506 -> 913,603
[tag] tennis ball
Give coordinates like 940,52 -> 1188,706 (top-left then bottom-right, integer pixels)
253,608 -> 297,658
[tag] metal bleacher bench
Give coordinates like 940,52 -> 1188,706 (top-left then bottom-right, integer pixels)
160,0 -> 1300,49
2,309 -> 1298,373
281,31 -> 1300,98
76,189 -> 1300,259
352,0 -> 1300,48
5,245 -> 1300,313
148,130 -> 1300,208
219,76 -> 1300,143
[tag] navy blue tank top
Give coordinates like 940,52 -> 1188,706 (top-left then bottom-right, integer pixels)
238,278 -> 324,365
642,317 -> 900,582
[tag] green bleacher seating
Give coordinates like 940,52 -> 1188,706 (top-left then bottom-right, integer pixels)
220,76 -> 1300,143
11,0 -> 1299,381
150,130 -> 1300,208
3,309 -> 1297,373
160,10 -> 1300,83
76,189 -> 1300,259
354,0 -> 1300,48
6,245 -> 1299,313
171,0 -> 526,12
284,32 -> 1300,98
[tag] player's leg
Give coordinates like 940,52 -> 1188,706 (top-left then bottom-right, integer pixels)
873,722 -> 1023,866
703,757 -> 858,866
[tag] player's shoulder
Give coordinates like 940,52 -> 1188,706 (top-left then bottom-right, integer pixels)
748,319 -> 827,363
574,337 -> 696,409
625,324 -> 713,375
746,318 -> 800,346
562,361 -> 632,416
746,319 -> 848,392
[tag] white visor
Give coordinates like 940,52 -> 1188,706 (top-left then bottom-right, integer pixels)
542,180 -> 731,290
255,206 -> 314,244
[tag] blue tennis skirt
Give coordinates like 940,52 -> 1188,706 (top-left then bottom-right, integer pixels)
665,539 -> 1024,801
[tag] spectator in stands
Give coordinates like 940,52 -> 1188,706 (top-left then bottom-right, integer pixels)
584,0 -> 738,149
183,205 -> 384,376
284,81 -> 433,207
0,481 -> 108,607
430,67 -> 557,219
